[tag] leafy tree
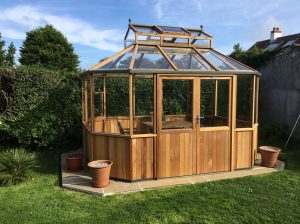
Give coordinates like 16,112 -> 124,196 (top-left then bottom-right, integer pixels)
229,43 -> 274,69
5,42 -> 16,67
19,25 -> 79,72
0,33 -> 6,66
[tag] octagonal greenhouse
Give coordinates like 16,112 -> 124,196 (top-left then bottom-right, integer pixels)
81,23 -> 260,181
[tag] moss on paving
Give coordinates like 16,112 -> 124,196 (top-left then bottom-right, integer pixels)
0,141 -> 299,224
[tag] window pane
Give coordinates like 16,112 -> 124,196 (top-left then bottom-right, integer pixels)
211,51 -> 251,71
201,51 -> 234,70
133,46 -> 171,69
125,28 -> 135,47
236,76 -> 253,128
94,78 -> 103,117
162,80 -> 193,129
200,79 -> 229,127
134,76 -> 154,134
163,48 -> 211,70
106,77 -> 129,116
102,52 -> 133,69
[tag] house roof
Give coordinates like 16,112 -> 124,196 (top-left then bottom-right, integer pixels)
82,23 -> 260,76
251,33 -> 300,51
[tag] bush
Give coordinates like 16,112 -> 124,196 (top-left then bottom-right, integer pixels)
0,66 -> 81,148
0,148 -> 38,185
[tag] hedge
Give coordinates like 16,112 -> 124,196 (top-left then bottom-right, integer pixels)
0,66 -> 81,148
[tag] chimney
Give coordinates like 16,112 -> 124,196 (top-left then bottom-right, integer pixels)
270,27 -> 282,42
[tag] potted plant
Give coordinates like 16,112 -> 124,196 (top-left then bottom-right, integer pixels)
258,146 -> 281,168
88,160 -> 113,188
64,153 -> 83,172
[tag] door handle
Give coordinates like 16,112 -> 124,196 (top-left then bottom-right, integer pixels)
196,115 -> 204,125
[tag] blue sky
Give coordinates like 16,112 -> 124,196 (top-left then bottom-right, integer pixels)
0,0 -> 299,69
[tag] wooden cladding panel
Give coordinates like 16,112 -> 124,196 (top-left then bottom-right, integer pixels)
108,137 -> 131,179
157,132 -> 195,178
235,131 -> 252,169
93,135 -> 109,160
91,134 -> 154,181
86,129 -> 92,162
197,130 -> 230,174
131,137 -> 154,180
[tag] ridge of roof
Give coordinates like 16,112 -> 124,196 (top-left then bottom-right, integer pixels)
251,33 -> 300,50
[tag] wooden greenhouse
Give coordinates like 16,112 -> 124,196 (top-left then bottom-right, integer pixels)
81,23 -> 260,181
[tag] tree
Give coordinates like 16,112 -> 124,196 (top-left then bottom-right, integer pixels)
0,33 -> 6,66
229,43 -> 273,69
5,42 -> 16,67
19,25 -> 79,72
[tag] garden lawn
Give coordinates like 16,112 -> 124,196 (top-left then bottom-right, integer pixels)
0,142 -> 299,224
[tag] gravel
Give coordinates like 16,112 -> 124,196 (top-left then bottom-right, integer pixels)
90,162 -> 110,168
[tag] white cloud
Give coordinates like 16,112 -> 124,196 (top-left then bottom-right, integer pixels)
0,5 -> 123,52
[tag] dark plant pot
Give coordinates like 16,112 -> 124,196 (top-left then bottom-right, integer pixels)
64,153 -> 83,172
259,146 -> 281,168
88,160 -> 113,188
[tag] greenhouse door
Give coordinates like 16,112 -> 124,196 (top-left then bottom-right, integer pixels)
195,77 -> 231,174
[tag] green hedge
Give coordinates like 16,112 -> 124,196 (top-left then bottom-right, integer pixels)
0,66 -> 81,148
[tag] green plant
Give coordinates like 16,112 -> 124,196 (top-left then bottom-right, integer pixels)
0,148 -> 38,185
0,66 -> 81,148
19,25 -> 79,72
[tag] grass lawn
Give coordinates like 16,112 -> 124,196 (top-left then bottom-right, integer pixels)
0,139 -> 299,224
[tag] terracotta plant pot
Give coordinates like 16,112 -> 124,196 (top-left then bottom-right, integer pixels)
259,146 -> 281,168
88,160 -> 113,188
65,153 -> 83,172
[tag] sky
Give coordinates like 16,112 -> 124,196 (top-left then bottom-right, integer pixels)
0,0 -> 299,69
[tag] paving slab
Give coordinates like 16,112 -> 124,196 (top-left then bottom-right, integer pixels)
61,151 -> 285,196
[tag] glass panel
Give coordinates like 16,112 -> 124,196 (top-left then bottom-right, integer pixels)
236,75 -> 253,128
159,26 -> 187,33
102,51 -> 133,69
137,35 -> 160,44
188,30 -> 210,38
87,78 -> 91,129
163,37 -> 188,44
193,39 -> 210,46
200,79 -> 229,127
133,46 -> 171,69
94,77 -> 104,117
211,51 -> 251,71
162,80 -> 193,129
134,26 -> 156,34
125,28 -> 135,47
282,39 -> 296,47
106,77 -> 129,116
216,80 -> 229,125
163,48 -> 211,70
134,76 -> 154,134
201,51 -> 234,70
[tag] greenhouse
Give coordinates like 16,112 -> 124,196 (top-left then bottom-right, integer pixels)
81,23 -> 260,181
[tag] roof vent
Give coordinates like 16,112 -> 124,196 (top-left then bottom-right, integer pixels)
270,27 -> 282,42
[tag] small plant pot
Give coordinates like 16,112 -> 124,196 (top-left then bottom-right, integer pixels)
88,160 -> 113,188
258,146 -> 281,168
64,153 -> 83,172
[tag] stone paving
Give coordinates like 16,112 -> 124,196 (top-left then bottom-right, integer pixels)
61,151 -> 285,197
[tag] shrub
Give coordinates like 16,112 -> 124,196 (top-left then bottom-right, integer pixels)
0,148 -> 38,185
0,66 -> 81,148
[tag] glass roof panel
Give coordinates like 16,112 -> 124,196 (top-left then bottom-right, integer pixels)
125,28 -> 135,48
159,26 -> 187,33
162,48 -> 212,70
188,30 -> 210,38
133,46 -> 172,69
102,50 -> 133,69
134,26 -> 157,34
211,50 -> 252,71
201,50 -> 234,70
